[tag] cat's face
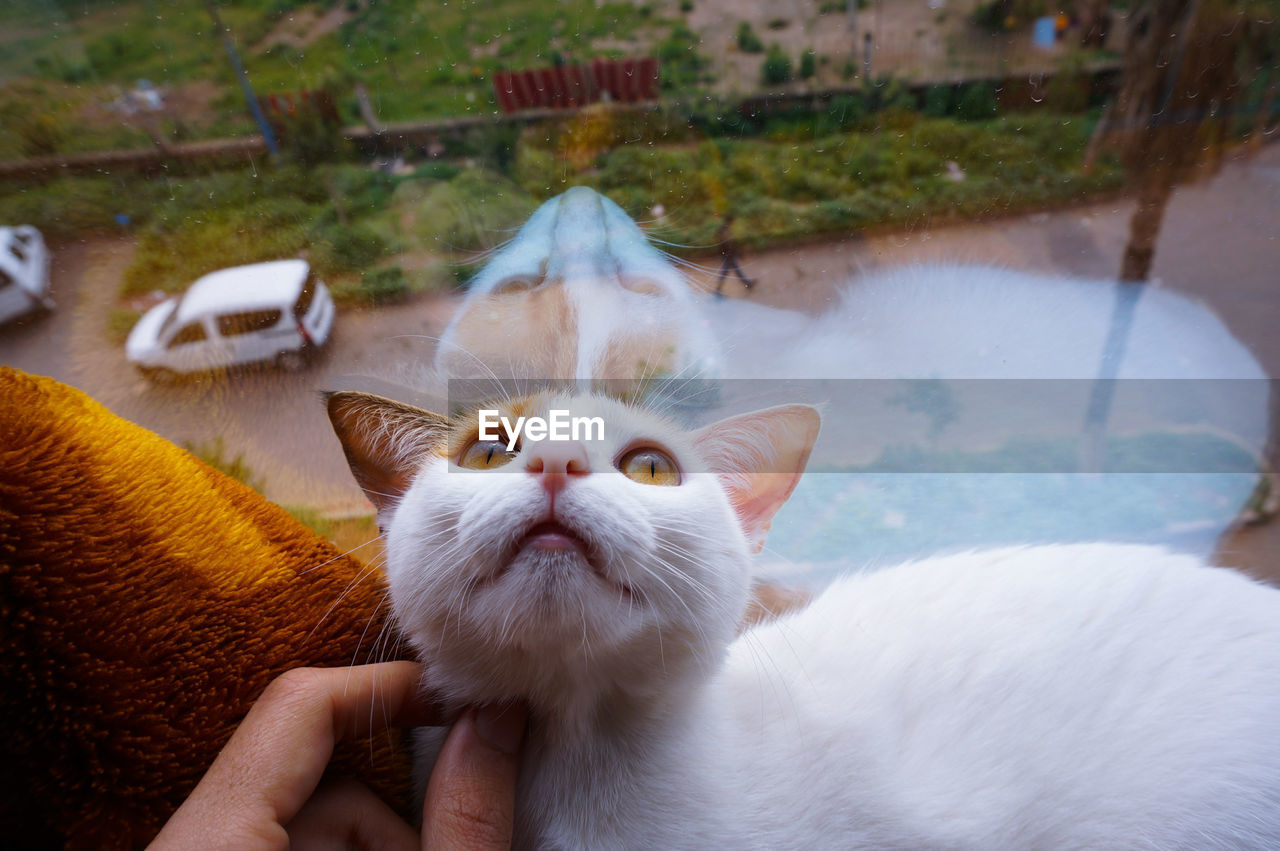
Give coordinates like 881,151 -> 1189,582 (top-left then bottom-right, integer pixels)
328,390 -> 818,712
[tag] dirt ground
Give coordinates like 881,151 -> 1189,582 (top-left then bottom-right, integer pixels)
684,0 -> 1105,93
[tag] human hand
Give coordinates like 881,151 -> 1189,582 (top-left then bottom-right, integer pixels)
149,662 -> 527,850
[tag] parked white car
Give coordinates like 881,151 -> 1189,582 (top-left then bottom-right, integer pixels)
126,259 -> 334,381
0,226 -> 53,325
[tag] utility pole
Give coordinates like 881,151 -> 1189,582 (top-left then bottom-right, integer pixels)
205,0 -> 279,157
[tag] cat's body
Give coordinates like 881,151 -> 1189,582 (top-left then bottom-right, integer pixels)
489,544 -> 1280,850
326,389 -> 1280,849
709,263 -> 1266,382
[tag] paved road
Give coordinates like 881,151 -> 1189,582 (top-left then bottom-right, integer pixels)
0,239 -> 460,511
2,143 -> 1277,532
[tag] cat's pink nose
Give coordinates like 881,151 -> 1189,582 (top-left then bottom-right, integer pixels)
524,440 -> 591,499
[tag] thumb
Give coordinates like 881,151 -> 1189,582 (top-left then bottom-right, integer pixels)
422,703 -> 527,851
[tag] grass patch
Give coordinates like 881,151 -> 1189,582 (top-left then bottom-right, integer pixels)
183,435 -> 266,493
400,169 -> 539,255
0,0 -> 677,152
7,108 -> 1125,306
577,111 -> 1124,251
118,161 -> 402,298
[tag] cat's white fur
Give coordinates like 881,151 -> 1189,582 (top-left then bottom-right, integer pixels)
328,390 -> 1280,849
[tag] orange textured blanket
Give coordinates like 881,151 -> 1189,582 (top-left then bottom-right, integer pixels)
0,368 -> 412,849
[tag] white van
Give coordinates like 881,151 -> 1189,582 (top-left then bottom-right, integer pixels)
0,226 -> 53,325
126,259 -> 334,381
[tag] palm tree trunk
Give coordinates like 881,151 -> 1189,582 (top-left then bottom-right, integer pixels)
1119,165 -> 1175,282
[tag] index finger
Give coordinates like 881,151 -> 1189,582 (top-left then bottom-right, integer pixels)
153,661 -> 443,848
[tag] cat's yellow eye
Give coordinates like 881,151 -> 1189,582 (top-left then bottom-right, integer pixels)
458,439 -> 517,470
618,447 -> 680,486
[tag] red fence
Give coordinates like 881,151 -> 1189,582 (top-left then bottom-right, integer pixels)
493,58 -> 660,113
257,90 -> 341,137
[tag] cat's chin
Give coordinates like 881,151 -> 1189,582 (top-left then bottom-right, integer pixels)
480,518 -> 635,601
497,544 -> 634,602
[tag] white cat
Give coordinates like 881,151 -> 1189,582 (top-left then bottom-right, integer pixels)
327,388 -> 1280,849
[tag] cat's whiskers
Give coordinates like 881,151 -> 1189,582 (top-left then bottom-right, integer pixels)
389,332 -> 512,400
734,627 -> 805,730
349,586 -> 390,670
304,557 -> 390,649
654,247 -> 724,279
636,552 -> 714,652
647,546 -> 719,608
298,532 -> 386,576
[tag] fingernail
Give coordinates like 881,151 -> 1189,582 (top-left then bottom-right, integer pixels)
473,703 -> 527,755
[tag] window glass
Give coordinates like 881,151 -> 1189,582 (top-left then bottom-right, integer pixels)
1,9 -> 1278,843
217,309 -> 282,337
293,273 -> 316,319
0,1 -> 1272,578
166,322 -> 207,348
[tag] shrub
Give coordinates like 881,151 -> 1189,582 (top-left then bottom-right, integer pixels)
971,0 -> 1046,31
736,22 -> 764,53
866,77 -> 919,113
410,170 -> 539,254
910,118 -> 982,162
325,164 -> 399,217
0,175 -> 152,238
922,84 -> 955,118
309,223 -> 390,276
466,121 -> 522,176
954,83 -> 1000,120
762,45 -> 792,86
658,23 -> 709,91
347,266 -> 411,304
799,50 -> 817,80
598,145 -> 692,189
513,146 -> 566,196
412,161 -> 462,181
817,94 -> 869,134
1044,52 -> 1092,113
275,100 -> 348,167
16,114 -> 66,156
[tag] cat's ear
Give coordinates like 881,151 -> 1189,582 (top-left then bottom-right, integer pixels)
692,405 -> 820,552
325,392 -> 450,520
